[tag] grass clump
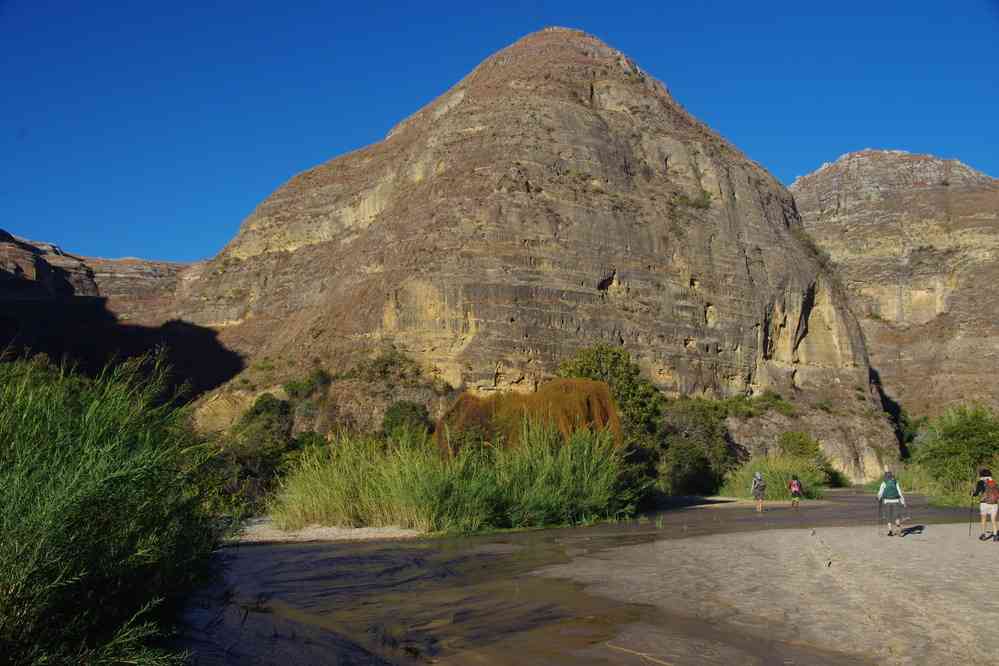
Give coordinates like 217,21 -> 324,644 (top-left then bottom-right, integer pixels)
269,422 -> 635,534
0,354 -> 218,665
720,455 -> 827,501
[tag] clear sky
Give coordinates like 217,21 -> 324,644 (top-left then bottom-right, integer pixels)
2,1 -> 997,261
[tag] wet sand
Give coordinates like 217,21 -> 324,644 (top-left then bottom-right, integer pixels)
180,490 -> 979,665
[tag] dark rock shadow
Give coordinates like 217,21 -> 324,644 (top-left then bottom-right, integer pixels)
0,296 -> 243,396
869,366 -> 908,457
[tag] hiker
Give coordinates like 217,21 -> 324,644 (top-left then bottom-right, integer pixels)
751,471 -> 766,513
788,475 -> 803,510
876,470 -> 906,536
972,468 -> 999,541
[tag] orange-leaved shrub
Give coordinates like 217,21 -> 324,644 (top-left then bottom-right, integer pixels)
435,378 -> 622,455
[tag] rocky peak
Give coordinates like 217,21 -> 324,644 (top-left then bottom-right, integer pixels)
791,151 -> 999,417
791,150 -> 995,220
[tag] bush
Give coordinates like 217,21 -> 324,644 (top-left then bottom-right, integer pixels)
436,378 -> 621,453
658,398 -> 737,494
556,345 -> 664,449
205,393 -> 295,519
898,405 -> 999,504
269,422 -> 636,534
720,455 -> 827,501
0,356 -> 218,664
383,400 -> 432,435
283,367 -> 332,401
720,390 -> 796,418
914,405 -> 999,483
345,349 -> 424,387
775,431 -> 847,487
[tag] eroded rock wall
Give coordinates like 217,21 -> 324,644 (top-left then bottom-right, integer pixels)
791,150 -> 999,418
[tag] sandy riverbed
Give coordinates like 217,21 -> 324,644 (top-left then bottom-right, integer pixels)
236,517 -> 422,544
538,522 -> 999,665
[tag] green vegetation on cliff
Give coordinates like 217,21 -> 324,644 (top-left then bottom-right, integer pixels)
0,355 -> 218,665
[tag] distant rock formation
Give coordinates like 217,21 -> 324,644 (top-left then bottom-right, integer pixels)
0,231 -> 238,393
162,28 -> 895,479
791,150 -> 999,418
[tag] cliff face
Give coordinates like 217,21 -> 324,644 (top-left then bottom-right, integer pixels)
167,28 -> 894,478
0,230 -> 184,310
791,150 -> 999,418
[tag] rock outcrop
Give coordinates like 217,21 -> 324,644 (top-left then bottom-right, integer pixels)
791,150 -> 999,418
0,231 -> 239,393
165,28 -> 895,479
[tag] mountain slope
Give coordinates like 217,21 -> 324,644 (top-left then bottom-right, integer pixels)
791,149 -> 999,418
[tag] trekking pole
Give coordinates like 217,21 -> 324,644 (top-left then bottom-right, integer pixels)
969,498 -> 975,538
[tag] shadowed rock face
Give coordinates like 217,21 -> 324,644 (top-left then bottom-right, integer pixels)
791,150 -> 999,418
0,232 -> 239,393
164,28 -> 895,478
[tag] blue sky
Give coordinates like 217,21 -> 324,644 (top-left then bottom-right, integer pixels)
2,1 -> 997,261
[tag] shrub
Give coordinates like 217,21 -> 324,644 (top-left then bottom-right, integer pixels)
915,405 -> 999,487
435,378 -> 622,454
556,345 -> 663,449
0,356 -> 218,664
658,398 -> 737,494
208,393 -> 294,518
720,455 -> 827,501
384,400 -> 432,435
775,431 -> 846,487
344,349 -> 424,387
269,422 -> 636,534
282,367 -> 332,401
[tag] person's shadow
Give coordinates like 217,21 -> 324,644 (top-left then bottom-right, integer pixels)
900,525 -> 925,537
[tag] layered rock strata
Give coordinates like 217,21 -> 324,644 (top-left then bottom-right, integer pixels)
168,28 -> 895,478
791,150 -> 999,417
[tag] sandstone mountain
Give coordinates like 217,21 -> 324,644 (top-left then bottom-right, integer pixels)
791,150 -> 999,418
169,28 -> 894,477
2,29 -> 899,479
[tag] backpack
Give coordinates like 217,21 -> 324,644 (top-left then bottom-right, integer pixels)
753,477 -> 766,491
983,478 -> 999,504
790,479 -> 802,494
883,478 -> 900,500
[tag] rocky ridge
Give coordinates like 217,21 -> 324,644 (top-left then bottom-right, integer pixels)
791,150 -> 999,417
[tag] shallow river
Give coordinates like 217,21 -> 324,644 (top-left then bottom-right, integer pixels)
178,489 -> 966,665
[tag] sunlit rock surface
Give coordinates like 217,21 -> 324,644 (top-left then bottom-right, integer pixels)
792,150 -> 999,418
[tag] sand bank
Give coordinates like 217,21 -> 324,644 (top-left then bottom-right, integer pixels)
538,522 -> 999,664
235,517 -> 422,544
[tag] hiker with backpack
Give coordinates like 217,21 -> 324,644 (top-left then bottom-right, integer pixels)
972,468 -> 999,541
877,471 -> 906,536
751,471 -> 767,513
788,475 -> 803,510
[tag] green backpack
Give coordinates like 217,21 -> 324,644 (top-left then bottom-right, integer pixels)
883,478 -> 900,500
